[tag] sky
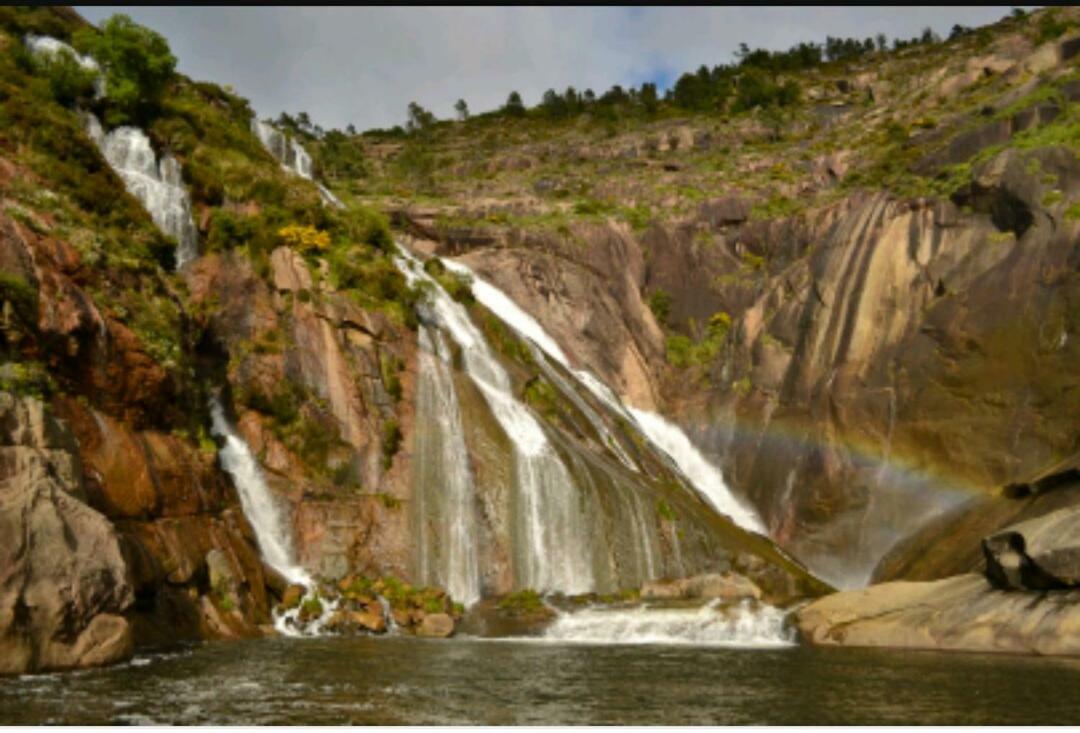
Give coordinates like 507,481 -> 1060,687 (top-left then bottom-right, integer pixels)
75,6 -> 1033,132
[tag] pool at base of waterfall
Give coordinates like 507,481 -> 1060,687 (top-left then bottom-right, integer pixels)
3,635 -> 1080,725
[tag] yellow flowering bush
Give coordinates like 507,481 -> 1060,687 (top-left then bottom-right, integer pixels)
278,224 -> 330,252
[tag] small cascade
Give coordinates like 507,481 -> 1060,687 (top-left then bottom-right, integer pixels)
540,600 -> 793,647
208,397 -> 335,635
440,257 -> 766,535
81,113 -> 199,268
414,326 -> 482,607
251,119 -> 343,208
397,251 -> 595,595
23,34 -> 104,98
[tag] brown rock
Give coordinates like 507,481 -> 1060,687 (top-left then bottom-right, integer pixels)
281,584 -> 306,611
0,394 -> 134,675
416,612 -> 455,638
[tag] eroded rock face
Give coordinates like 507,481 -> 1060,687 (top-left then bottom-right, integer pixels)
449,223 -> 666,411
795,574 -> 1080,656
0,393 -> 134,675
186,250 -> 416,583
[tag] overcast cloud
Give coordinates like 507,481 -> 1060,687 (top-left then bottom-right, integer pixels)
75,6 -> 1030,131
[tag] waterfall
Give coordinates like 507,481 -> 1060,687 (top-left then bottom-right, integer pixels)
209,397 -> 337,635
396,251 -> 594,595
440,258 -> 766,535
24,34 -> 105,98
81,113 -> 200,268
210,398 -> 309,585
251,119 -> 343,208
415,326 -> 482,606
540,600 -> 793,648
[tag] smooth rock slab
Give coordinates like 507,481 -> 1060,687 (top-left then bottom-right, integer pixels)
795,574 -> 1080,656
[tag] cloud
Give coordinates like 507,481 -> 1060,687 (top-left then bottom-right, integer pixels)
75,6 -> 1030,131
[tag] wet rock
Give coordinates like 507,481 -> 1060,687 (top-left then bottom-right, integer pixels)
355,606 -> 387,633
795,574 -> 1080,656
641,572 -> 762,602
416,612 -> 455,638
263,563 -> 290,600
281,584 -> 306,611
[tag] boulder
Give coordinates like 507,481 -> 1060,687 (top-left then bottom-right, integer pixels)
415,612 -> 454,638
983,505 -> 1080,590
354,606 -> 387,634
281,584 -> 306,611
0,393 -> 134,675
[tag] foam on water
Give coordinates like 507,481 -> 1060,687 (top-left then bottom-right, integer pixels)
539,600 -> 794,648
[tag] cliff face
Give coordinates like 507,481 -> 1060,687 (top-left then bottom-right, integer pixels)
384,14 -> 1080,587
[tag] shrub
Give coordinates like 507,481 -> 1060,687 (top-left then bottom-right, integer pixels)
278,224 -> 330,252
73,14 -> 177,126
381,418 -> 402,469
31,47 -> 98,107
648,289 -> 672,325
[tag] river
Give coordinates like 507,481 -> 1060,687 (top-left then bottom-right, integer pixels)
3,635 -> 1078,725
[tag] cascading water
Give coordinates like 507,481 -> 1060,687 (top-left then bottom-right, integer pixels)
81,113 -> 200,268
397,251 -> 595,595
540,600 -> 793,648
414,326 -> 482,606
209,397 -> 336,635
23,34 -> 105,98
440,258 -> 765,534
251,118 -> 343,208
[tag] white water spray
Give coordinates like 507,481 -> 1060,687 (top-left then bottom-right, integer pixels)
415,326 -> 482,606
82,113 -> 200,268
540,600 -> 793,647
397,251 -> 594,595
209,398 -> 336,635
440,257 -> 765,534
251,119 -> 343,208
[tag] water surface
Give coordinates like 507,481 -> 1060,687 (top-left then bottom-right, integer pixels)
2,636 -> 1079,725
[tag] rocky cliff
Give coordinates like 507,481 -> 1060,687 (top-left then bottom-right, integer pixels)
1,4 -> 1079,673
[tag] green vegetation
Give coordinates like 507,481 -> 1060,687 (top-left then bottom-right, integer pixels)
423,257 -> 474,304
522,376 -> 559,418
656,499 -> 677,522
665,310 -> 731,369
381,418 -> 402,469
647,289 -> 672,325
496,589 -> 549,616
73,13 -> 177,126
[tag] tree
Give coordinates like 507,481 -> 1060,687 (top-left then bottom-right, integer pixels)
345,123 -> 357,135
541,88 -> 568,118
640,82 -> 659,116
875,33 -> 888,52
406,101 -> 436,133
503,91 -> 525,117
73,14 -> 176,126
454,98 -> 469,121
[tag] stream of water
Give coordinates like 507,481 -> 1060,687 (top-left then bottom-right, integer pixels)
3,636 -> 1078,725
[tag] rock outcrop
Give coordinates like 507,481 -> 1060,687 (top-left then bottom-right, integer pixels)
0,393 -> 133,674
795,574 -> 1080,656
983,506 -> 1080,591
